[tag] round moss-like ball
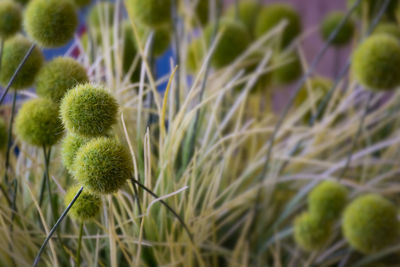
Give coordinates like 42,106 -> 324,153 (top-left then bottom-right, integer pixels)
0,118 -> 7,150
225,1 -> 261,38
294,212 -> 332,251
128,0 -> 171,28
135,23 -> 171,57
342,194 -> 399,254
61,133 -> 91,173
272,51 -> 302,85
320,11 -> 354,46
24,0 -> 78,48
64,185 -> 101,221
60,83 -> 118,137
0,0 -> 22,40
308,180 -> 348,222
74,0 -> 91,8
255,4 -> 301,48
73,137 -> 133,194
352,34 -> 400,90
194,0 -> 209,26
374,23 -> 400,40
36,57 -> 88,103
15,98 -> 63,146
205,18 -> 250,69
0,35 -> 43,90
88,2 -> 115,27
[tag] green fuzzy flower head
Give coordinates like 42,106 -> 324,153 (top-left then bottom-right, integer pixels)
294,212 -> 332,251
225,0 -> 261,38
73,137 -> 133,194
36,57 -> 89,103
255,3 -> 301,48
0,35 -> 43,90
61,133 -> 91,174
128,0 -> 171,28
74,0 -> 91,8
64,185 -> 101,221
0,118 -> 7,150
15,98 -> 63,146
320,11 -> 354,46
88,2 -> 115,27
0,0 -> 22,40
205,18 -> 250,69
374,23 -> 400,40
60,83 -> 119,137
272,51 -> 302,85
24,0 -> 78,48
308,180 -> 348,222
135,23 -> 171,57
342,194 -> 399,254
352,34 -> 400,91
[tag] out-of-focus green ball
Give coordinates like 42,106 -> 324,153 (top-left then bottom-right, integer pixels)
135,23 -> 171,57
225,1 -> 261,38
374,23 -> 400,40
128,0 -> 171,28
320,11 -> 355,46
88,2 -> 115,27
0,0 -> 22,40
0,118 -> 7,150
347,0 -> 398,20
64,185 -> 101,221
272,51 -> 302,85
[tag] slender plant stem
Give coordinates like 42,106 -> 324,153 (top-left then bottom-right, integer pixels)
171,0 -> 180,115
0,44 -> 36,105
76,221 -> 84,267
0,38 -> 4,74
39,147 -> 51,207
4,90 -> 17,185
32,186 -> 83,267
43,146 -> 57,222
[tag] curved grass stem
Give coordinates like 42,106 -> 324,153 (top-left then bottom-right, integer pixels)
76,221 -> 84,267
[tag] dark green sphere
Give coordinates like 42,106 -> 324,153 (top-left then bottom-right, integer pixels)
0,35 -> 43,90
272,51 -> 302,85
24,0 -> 78,48
88,2 -> 115,27
36,57 -> 88,103
128,0 -> 171,28
65,185 -> 101,221
320,11 -> 355,46
225,1 -> 261,38
0,0 -> 22,40
136,23 -> 171,57
0,118 -> 7,150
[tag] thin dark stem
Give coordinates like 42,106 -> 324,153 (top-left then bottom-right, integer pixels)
39,147 -> 51,207
76,221 -> 84,267
4,90 -> 17,184
131,179 -> 142,216
171,0 -> 180,116
130,178 -> 193,242
0,44 -> 36,105
0,38 -> 4,74
43,146 -> 57,222
32,186 -> 83,267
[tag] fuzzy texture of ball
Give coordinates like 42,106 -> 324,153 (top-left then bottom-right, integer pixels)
0,35 -> 43,90
135,23 -> 171,57
342,194 -> 399,254
36,57 -> 88,103
88,2 -> 115,27
352,34 -> 400,90
255,3 -> 301,48
128,0 -> 171,28
73,137 -> 133,194
64,185 -> 101,221
225,1 -> 261,38
0,118 -> 7,150
294,212 -> 332,251
60,83 -> 118,137
15,98 -> 63,146
74,0 -> 91,8
272,51 -> 302,85
308,180 -> 348,222
374,23 -> 400,40
61,133 -> 91,173
24,0 -> 78,48
0,0 -> 22,40
205,19 -> 250,69
320,11 -> 354,46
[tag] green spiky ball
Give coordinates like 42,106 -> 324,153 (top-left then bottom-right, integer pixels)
128,0 -> 171,28
374,23 -> 400,40
60,83 -> 119,137
352,34 -> 400,90
136,23 -> 171,57
342,194 -> 399,254
272,51 -> 302,85
15,98 -> 63,146
320,11 -> 354,46
88,2 -> 115,27
308,180 -> 348,222
205,19 -> 250,69
0,0 -> 22,40
225,1 -> 261,38
255,3 -> 301,48
36,57 -> 89,103
0,35 -> 43,90
294,212 -> 332,251
24,0 -> 78,48
74,0 -> 91,8
0,118 -> 7,150
64,185 -> 101,221
73,137 -> 133,194
61,133 -> 91,173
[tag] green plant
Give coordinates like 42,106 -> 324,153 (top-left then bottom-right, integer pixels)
347,0 -> 398,20
0,118 -> 7,150
128,0 -> 171,28
320,11 -> 355,46
60,83 -> 119,137
0,0 -> 22,40
24,0 -> 78,48
14,98 -> 63,146
88,2 -> 115,27
14,0 -> 29,5
61,133 -> 91,174
73,0 -> 91,8
64,185 -> 101,221
272,51 -> 302,85
73,137 -> 133,194
225,1 -> 261,38
352,34 -> 400,90
0,35 -> 43,89
36,57 -> 89,103
135,23 -> 171,57
373,22 -> 400,40
186,37 -> 204,74
342,194 -> 399,254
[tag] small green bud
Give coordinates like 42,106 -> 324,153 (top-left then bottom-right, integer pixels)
128,0 -> 171,28
60,83 -> 119,137
0,0 -> 22,40
64,185 -> 101,221
342,194 -> 399,254
135,23 -> 171,57
320,11 -> 354,46
36,57 -> 88,103
73,137 -> 133,194
0,118 -> 7,150
225,0 -> 261,38
24,0 -> 78,48
15,98 -> 63,146
73,0 -> 91,8
61,133 -> 91,174
0,35 -> 43,90
352,34 -> 400,90
373,23 -> 400,40
88,2 -> 115,28
294,212 -> 332,251
272,51 -> 302,85
255,3 -> 302,48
